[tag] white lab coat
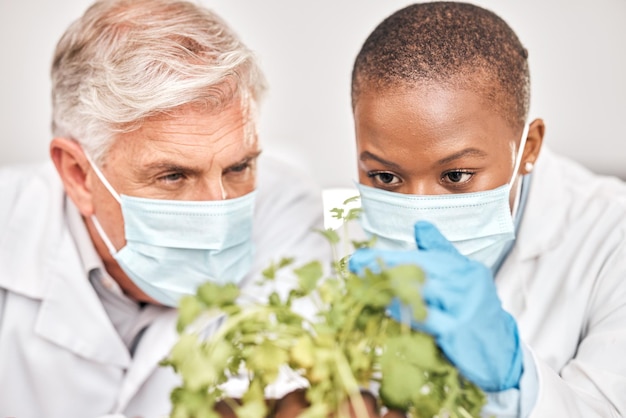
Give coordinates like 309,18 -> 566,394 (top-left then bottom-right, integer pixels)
494,148 -> 626,417
0,155 -> 330,418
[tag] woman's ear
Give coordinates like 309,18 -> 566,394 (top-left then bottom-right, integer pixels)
521,118 -> 545,175
50,137 -> 95,216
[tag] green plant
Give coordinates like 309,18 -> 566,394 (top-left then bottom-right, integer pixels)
162,198 -> 486,418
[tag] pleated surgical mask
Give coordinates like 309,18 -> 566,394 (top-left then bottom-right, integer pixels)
86,155 -> 256,307
358,123 -> 529,270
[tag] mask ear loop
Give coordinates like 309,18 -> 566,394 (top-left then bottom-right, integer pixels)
509,123 -> 530,218
508,123 -> 530,188
84,153 -> 122,204
84,152 -> 121,255
91,215 -> 119,255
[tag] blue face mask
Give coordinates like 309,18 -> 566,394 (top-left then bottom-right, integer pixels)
358,124 -> 529,270
87,157 -> 256,307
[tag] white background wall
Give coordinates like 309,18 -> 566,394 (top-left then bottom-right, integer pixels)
1,0 -> 625,188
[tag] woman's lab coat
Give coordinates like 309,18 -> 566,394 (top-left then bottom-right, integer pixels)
494,148 -> 626,417
0,156 -> 329,418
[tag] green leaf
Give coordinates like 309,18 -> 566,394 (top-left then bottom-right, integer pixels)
316,228 -> 341,245
197,282 -> 240,308
294,261 -> 324,293
262,263 -> 277,280
279,257 -> 295,268
379,359 -> 426,410
246,340 -> 288,384
342,195 -> 360,205
345,207 -> 362,222
170,387 -> 220,418
268,291 -> 281,307
169,334 -> 220,391
298,403 -> 330,418
290,335 -> 315,369
177,296 -> 203,333
330,207 -> 344,220
386,264 -> 427,321
385,334 -> 448,372
308,347 -> 334,383
262,257 -> 296,280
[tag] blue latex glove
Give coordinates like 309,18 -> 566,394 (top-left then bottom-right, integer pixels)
349,220 -> 523,392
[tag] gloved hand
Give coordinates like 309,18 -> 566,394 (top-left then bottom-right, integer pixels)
349,220 -> 523,392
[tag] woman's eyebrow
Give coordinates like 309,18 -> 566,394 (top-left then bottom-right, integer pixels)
359,151 -> 401,169
436,148 -> 488,165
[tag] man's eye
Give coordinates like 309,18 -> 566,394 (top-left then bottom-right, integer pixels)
229,162 -> 250,173
368,171 -> 400,185
442,171 -> 473,184
158,172 -> 185,183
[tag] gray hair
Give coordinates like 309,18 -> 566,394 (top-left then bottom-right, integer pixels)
51,0 -> 267,162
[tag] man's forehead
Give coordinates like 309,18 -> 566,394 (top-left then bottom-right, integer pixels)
103,104 -> 259,168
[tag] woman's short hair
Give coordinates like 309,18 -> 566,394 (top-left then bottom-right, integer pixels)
352,1 -> 530,129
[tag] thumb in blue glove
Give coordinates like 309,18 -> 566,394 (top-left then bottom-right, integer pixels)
349,220 -> 523,392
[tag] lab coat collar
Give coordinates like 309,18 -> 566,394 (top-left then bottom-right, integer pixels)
36,237 -> 132,368
512,148 -> 569,261
114,309 -> 180,411
0,166 -> 131,367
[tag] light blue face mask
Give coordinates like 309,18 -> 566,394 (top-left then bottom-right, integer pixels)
87,157 -> 256,307
358,124 -> 529,270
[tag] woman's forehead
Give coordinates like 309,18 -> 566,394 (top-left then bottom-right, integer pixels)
353,84 -> 519,160
356,85 -> 507,130
355,75 -> 519,128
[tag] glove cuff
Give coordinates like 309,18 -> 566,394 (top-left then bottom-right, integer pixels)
501,314 -> 524,390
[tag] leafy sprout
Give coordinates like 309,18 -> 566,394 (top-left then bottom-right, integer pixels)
162,197 -> 486,418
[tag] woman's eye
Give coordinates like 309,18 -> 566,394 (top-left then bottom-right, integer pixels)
442,171 -> 473,184
368,171 -> 401,185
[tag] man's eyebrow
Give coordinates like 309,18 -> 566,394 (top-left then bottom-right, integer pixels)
436,148 -> 488,165
359,151 -> 401,169
140,150 -> 262,174
141,162 -> 200,174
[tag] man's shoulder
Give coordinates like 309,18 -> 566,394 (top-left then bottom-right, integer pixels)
0,161 -> 59,192
0,162 -> 68,298
0,161 -> 61,224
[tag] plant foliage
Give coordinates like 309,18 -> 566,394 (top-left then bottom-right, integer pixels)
162,199 -> 486,418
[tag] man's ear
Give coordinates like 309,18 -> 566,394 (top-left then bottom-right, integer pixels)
50,137 -> 94,216
521,118 -> 545,175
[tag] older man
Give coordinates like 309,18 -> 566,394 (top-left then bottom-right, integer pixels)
0,0 -> 328,417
